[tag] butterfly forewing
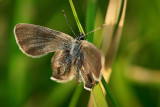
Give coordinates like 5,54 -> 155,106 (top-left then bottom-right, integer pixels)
14,23 -> 74,57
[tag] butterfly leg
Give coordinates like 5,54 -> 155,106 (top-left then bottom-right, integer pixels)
74,67 -> 81,84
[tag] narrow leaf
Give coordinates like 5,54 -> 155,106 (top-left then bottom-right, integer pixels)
69,0 -> 85,34
86,0 -> 96,42
92,83 -> 108,107
101,76 -> 118,107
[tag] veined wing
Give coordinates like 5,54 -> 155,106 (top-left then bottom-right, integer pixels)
14,23 -> 74,57
80,41 -> 102,90
51,50 -> 74,82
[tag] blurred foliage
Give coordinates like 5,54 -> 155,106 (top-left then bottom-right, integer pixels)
0,0 -> 160,107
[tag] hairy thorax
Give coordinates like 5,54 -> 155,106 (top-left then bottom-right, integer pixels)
70,39 -> 84,83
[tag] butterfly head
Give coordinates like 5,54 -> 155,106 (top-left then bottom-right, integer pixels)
76,32 -> 85,41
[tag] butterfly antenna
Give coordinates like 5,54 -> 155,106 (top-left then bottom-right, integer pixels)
84,24 -> 106,37
62,10 -> 77,37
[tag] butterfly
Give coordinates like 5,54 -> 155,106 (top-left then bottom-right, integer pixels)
14,23 -> 102,91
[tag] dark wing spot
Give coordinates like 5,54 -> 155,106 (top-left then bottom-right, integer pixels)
87,74 -> 93,83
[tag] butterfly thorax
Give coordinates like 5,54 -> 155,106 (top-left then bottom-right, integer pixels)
71,40 -> 83,64
70,36 -> 84,83
71,32 -> 85,58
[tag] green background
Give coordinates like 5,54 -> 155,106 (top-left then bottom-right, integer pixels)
0,0 -> 160,107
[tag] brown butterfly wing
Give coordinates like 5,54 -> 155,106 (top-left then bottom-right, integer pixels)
14,23 -> 74,57
80,41 -> 102,90
51,50 -> 74,82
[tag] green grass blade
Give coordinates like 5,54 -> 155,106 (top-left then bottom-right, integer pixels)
86,0 -> 96,42
101,76 -> 118,107
92,83 -> 108,107
69,0 -> 85,34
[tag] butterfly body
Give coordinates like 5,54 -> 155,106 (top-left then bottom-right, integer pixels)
14,23 -> 102,91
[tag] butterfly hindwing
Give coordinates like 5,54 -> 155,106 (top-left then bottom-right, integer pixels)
14,23 -> 74,57
80,41 -> 102,90
51,50 -> 74,82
